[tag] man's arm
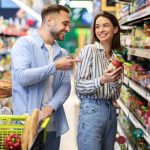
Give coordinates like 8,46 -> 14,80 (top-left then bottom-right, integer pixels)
11,37 -> 56,87
40,71 -> 71,120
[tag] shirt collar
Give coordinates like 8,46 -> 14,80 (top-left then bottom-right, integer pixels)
32,30 -> 44,48
94,41 -> 103,52
32,31 -> 62,57
94,41 -> 115,61
32,30 -> 57,47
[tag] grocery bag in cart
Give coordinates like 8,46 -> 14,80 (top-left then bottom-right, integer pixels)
0,115 -> 49,150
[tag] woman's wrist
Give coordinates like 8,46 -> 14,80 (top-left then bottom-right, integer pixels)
100,76 -> 105,86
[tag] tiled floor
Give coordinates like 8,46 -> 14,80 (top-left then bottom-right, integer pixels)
60,78 -> 80,150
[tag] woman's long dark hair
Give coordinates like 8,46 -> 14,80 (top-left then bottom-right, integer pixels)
91,11 -> 123,51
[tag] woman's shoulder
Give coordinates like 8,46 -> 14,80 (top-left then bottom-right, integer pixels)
81,43 -> 97,53
83,43 -> 96,49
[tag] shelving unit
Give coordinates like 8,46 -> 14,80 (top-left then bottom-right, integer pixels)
123,76 -> 150,102
127,47 -> 150,59
117,98 -> 150,145
119,6 -> 150,25
116,1 -> 150,149
117,122 -> 134,150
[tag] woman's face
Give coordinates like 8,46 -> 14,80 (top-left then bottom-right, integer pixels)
95,16 -> 118,44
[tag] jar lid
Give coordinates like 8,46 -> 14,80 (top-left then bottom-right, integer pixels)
114,54 -> 124,63
132,128 -> 143,138
117,136 -> 126,144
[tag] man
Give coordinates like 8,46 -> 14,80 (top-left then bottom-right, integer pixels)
11,4 -> 79,150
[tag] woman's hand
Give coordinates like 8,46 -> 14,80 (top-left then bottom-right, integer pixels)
100,67 -> 122,85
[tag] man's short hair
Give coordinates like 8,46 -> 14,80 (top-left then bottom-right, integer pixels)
41,4 -> 70,21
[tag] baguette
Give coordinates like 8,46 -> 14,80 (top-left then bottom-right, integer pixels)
22,116 -> 31,150
28,109 -> 40,149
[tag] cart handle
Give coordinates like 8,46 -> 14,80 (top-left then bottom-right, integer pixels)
41,118 -> 50,129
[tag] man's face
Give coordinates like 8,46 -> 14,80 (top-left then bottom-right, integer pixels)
50,11 -> 70,41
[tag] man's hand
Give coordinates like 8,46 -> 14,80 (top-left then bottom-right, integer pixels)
40,106 -> 54,121
55,56 -> 81,70
100,67 -> 123,85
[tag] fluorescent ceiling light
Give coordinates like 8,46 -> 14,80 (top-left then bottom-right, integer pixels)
70,1 -> 93,8
59,0 -> 67,5
70,0 -> 93,13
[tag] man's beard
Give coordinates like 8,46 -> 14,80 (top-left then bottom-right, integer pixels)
51,30 -> 64,41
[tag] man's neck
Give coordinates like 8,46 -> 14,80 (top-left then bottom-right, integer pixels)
37,28 -> 54,45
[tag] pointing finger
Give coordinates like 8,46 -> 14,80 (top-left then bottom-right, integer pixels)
70,59 -> 82,63
66,56 -> 72,59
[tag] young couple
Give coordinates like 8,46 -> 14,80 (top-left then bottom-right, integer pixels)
11,4 -> 123,150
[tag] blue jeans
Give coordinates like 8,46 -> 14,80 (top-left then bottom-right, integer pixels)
77,98 -> 117,150
44,131 -> 61,150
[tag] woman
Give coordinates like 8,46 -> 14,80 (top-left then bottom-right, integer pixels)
75,11 -> 124,150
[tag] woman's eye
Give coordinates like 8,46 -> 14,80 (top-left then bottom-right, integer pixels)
95,26 -> 99,29
104,24 -> 110,28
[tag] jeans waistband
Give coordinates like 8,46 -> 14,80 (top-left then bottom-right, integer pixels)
81,98 -> 112,105
80,98 -> 113,122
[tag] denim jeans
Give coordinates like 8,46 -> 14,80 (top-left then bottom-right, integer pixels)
44,131 -> 61,150
77,98 -> 117,150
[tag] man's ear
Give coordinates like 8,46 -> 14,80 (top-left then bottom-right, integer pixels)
46,16 -> 53,27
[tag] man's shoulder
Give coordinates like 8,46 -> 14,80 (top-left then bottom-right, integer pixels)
16,34 -> 34,43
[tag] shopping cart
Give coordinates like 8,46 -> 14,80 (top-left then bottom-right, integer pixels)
0,115 -> 50,150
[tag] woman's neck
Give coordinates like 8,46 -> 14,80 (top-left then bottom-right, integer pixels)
101,43 -> 112,59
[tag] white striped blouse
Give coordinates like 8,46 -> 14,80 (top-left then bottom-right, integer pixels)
75,41 -> 122,101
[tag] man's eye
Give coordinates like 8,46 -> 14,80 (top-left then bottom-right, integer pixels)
63,22 -> 69,26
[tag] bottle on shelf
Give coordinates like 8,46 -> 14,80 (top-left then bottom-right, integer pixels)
117,135 -> 127,150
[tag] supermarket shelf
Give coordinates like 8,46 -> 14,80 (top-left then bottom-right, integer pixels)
117,122 -> 134,150
119,6 -> 150,25
119,0 -> 131,2
127,47 -> 150,59
116,0 -> 131,3
123,76 -> 150,102
0,33 -> 18,37
0,51 -> 10,55
117,98 -> 150,145
11,0 -> 41,22
120,25 -> 134,30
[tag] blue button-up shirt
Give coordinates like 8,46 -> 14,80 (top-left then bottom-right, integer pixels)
11,31 -> 71,136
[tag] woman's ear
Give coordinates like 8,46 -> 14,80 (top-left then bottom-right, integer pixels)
114,27 -> 118,34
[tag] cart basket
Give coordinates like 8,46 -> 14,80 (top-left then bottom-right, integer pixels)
0,115 -> 50,150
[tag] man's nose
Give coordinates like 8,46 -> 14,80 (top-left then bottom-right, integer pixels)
66,26 -> 70,32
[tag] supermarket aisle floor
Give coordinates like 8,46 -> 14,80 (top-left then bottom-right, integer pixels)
60,77 -> 80,150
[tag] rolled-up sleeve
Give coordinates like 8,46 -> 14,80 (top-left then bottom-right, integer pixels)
109,77 -> 123,101
75,46 -> 103,94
